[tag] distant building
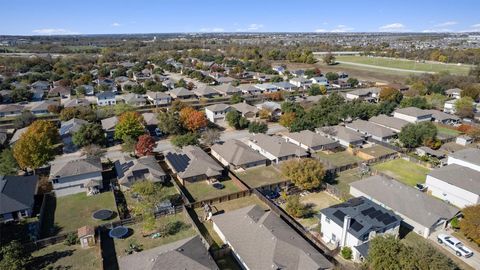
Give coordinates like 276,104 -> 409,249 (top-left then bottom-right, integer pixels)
0,175 -> 38,223
393,107 -> 432,123
211,139 -> 267,170
247,134 -> 308,163
96,91 -> 116,106
204,103 -> 231,123
282,130 -> 339,152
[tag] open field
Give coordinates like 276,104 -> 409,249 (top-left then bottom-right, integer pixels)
184,178 -> 241,201
31,242 -> 102,270
236,166 -> 288,188
373,159 -> 431,186
336,56 -> 472,75
315,150 -> 363,167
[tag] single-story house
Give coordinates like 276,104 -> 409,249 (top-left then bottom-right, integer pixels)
193,86 -> 218,98
0,104 -> 24,118
290,69 -> 305,77
212,205 -> 332,270
255,101 -> 282,118
162,79 -> 175,89
215,76 -> 235,84
346,120 -> 396,142
30,89 -> 45,101
282,130 -> 339,152
96,91 -> 116,106
415,146 -> 446,159
64,98 -> 91,108
145,91 -> 171,105
393,107 -> 432,123
445,88 -> 462,100
123,93 -> 147,106
443,99 -> 456,114
101,116 -> 118,142
230,102 -> 258,119
49,155 -> 103,197
426,110 -> 460,125
316,126 -> 365,148
60,118 -> 88,153
30,80 -> 50,91
48,86 -> 71,99
205,103 -> 231,123
254,83 -> 279,93
211,139 -> 268,170
273,81 -> 296,91
213,84 -> 242,96
386,83 -> 409,92
238,84 -> 262,95
164,145 -> 224,184
350,176 -> 459,238
248,134 -> 308,164
447,148 -> 480,172
142,112 -> 159,135
455,135 -> 473,146
289,77 -> 312,89
426,164 -> 480,208
0,175 -> 38,223
26,100 -> 57,115
168,87 -> 195,99
345,88 -> 381,102
369,115 -> 409,133
114,156 -> 167,190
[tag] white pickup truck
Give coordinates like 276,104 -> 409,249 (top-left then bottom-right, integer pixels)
437,234 -> 474,258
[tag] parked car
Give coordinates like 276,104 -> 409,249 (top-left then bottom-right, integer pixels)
437,234 -> 474,258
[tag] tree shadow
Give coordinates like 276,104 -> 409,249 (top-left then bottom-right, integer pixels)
29,249 -> 75,270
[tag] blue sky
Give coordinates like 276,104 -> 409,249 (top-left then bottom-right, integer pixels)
1,0 -> 480,35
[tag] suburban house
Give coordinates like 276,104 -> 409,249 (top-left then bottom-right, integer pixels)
168,87 -> 195,99
211,139 -> 268,170
49,155 -> 104,197
445,88 -> 462,99
80,85 -> 95,96
26,100 -> 57,115
255,101 -> 282,118
346,120 -> 396,142
317,126 -> 365,147
426,110 -> 460,125
369,115 -> 409,133
48,86 -> 71,99
415,146 -> 446,160
443,99 -> 456,114
238,84 -> 262,95
145,91 -> 171,105
290,69 -> 306,77
0,104 -> 24,118
272,65 -> 286,74
426,164 -> 480,208
289,77 -> 312,89
447,148 -> 480,172
319,197 -> 401,262
60,118 -> 88,153
273,81 -> 296,91
101,116 -> 118,142
214,84 -> 242,96
193,85 -> 218,98
311,76 -> 329,85
118,236 -> 218,270
30,80 -> 50,91
0,175 -> 39,223
114,156 -> 167,190
123,93 -> 147,106
345,88 -> 381,102
30,88 -> 45,101
205,103 -> 231,123
215,76 -> 235,84
247,134 -> 308,163
162,79 -> 175,89
456,135 -> 473,146
254,83 -> 279,93
282,130 -> 339,152
164,145 -> 224,184
64,98 -> 91,108
393,107 -> 432,123
96,91 -> 116,106
386,83 -> 409,92
212,205 -> 332,270
332,79 -> 351,89
230,102 -> 258,119
350,176 -> 459,238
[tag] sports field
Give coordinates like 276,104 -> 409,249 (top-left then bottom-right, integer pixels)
336,56 -> 472,75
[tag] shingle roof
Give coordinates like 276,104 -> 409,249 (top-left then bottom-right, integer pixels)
164,146 -> 223,179
230,102 -> 258,115
10,127 -> 28,144
101,116 -> 118,131
369,115 -> 409,132
60,118 -> 88,136
273,81 -> 296,89
394,107 -> 432,118
96,91 -> 116,99
249,134 -> 308,158
169,87 -> 193,97
145,91 -> 169,100
49,86 -> 71,96
350,176 -> 459,228
346,120 -> 396,139
0,104 -> 24,113
283,130 -> 338,148
212,205 -> 332,270
142,113 -> 158,126
213,84 -> 241,94
425,110 -> 460,122
0,175 -> 38,215
193,86 -> 218,96
449,148 -> 480,167
115,156 -> 166,188
50,156 -> 102,178
205,103 -> 230,112
211,140 -> 267,167
318,126 -> 364,143
428,164 -> 480,194
118,235 -> 218,270
347,87 -> 381,97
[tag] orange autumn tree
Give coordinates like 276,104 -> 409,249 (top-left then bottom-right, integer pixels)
179,107 -> 207,132
135,134 -> 156,156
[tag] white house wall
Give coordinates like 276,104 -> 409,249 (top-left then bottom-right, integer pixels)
426,175 -> 480,209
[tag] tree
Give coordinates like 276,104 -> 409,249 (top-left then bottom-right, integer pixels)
230,93 -> 244,104
341,247 -> 352,260
281,158 -> 325,190
0,240 -> 29,270
13,120 -> 59,170
59,106 -> 96,121
170,100 -> 187,112
12,111 -> 36,129
225,110 -> 249,129
179,107 -> 207,132
47,104 -> 62,114
0,149 -> 19,175
10,88 -> 32,103
72,123 -> 105,147
157,111 -> 182,135
469,64 -> 480,80
325,72 -> 339,81
121,136 -> 136,154
264,92 -> 284,101
379,87 -> 403,103
308,84 -> 322,96
248,121 -> 268,134
399,122 -> 437,148
171,133 -> 199,148
455,96 -> 474,118
114,111 -> 145,141
460,204 -> 480,245
322,53 -> 336,65
366,235 -> 408,270
135,134 -> 156,156
201,129 -> 221,146
400,96 -> 430,109
114,103 -> 134,116
285,195 -> 309,218
461,85 -> 480,101
75,85 -> 86,96
258,108 -> 271,120
347,77 -> 359,87
279,112 -> 296,130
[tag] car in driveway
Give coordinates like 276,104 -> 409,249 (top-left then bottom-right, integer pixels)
437,234 -> 474,258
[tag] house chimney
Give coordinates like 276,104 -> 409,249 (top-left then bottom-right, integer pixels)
341,215 -> 351,247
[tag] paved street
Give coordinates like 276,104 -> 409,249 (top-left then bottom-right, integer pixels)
429,229 -> 480,269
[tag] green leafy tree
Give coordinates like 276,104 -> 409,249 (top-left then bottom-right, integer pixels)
10,88 -> 33,103
325,72 -> 339,81
460,204 -> 480,245
230,93 -> 244,104
347,77 -> 359,87
114,111 -> 145,141
285,195 -> 309,218
0,149 -> 19,175
59,106 -> 96,121
248,121 -> 268,134
121,136 -> 136,154
400,97 -> 430,109
0,240 -> 29,270
379,87 -> 403,103
171,133 -> 199,148
75,86 -> 86,96
157,111 -> 182,135
366,235 -> 408,270
114,103 -> 135,116
341,247 -> 352,260
225,110 -> 249,129
281,158 -> 325,190
308,84 -> 322,96
72,123 -> 105,147
322,53 -> 336,65
399,122 -> 437,148
455,96 -> 475,118
13,111 -> 36,129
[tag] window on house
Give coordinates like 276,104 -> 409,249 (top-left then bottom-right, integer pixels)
52,179 -> 59,184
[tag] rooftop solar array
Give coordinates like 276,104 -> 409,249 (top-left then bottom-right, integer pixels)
165,152 -> 190,173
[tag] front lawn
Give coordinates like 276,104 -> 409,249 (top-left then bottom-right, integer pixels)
373,159 -> 431,186
53,192 -> 118,234
315,150 -> 362,167
30,242 -> 101,270
184,178 -> 241,202
236,166 -> 287,188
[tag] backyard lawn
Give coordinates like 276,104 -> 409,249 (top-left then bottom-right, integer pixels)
435,124 -> 463,137
286,192 -> 341,228
124,182 -> 179,211
31,242 -> 102,270
53,192 -> 118,234
373,159 -> 431,186
236,166 -> 287,188
113,212 -> 196,258
184,178 -> 241,201
358,145 -> 397,159
315,150 -> 362,167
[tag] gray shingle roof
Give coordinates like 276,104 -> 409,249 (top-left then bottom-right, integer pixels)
350,176 -> 459,228
96,91 -> 116,99
164,146 -> 223,179
212,205 -> 332,270
115,156 -> 166,188
283,130 -> 338,149
394,107 -> 432,118
425,110 -> 460,122
346,120 -> 396,139
347,87 -> 381,97
205,103 -> 230,112
145,91 -> 169,100
50,156 -> 102,178
369,115 -> 409,132
169,87 -> 194,98
193,86 -> 218,96
10,127 -> 28,144
118,235 -> 218,270
142,113 -> 158,126
428,164 -> 480,194
449,148 -> 480,167
213,84 -> 241,94
249,134 -> 308,158
317,126 -> 364,144
211,140 -> 267,167
60,118 -> 88,136
101,116 -> 118,131
0,175 -> 38,215
230,102 -> 258,115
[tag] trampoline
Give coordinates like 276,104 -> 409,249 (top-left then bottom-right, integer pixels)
92,209 -> 114,220
109,226 -> 129,239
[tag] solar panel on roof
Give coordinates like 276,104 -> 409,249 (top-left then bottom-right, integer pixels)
361,207 -> 376,216
382,216 -> 396,225
166,152 -> 190,172
367,209 -> 382,219
333,210 -> 346,221
350,219 -> 364,232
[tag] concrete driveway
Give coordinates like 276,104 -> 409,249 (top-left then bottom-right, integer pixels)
429,229 -> 480,269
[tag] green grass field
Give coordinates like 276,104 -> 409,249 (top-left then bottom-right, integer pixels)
236,166 -> 288,188
184,178 -> 241,201
336,56 -> 472,75
435,124 -> 463,137
31,242 -> 102,270
373,159 -> 431,186
315,151 -> 363,167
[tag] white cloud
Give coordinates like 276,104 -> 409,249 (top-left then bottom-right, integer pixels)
422,28 -> 452,33
314,29 -> 327,33
112,22 -> 121,27
247,23 -> 264,30
32,28 -> 79,35
434,21 -> 457,27
330,25 -> 354,32
460,23 -> 480,32
471,23 -> 480,29
379,23 -> 405,31
199,27 -> 224,32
